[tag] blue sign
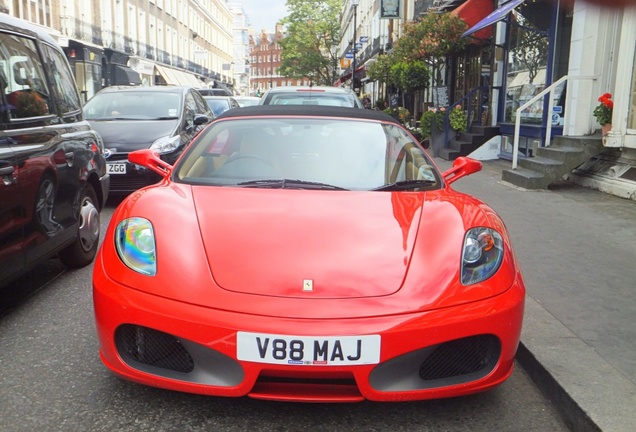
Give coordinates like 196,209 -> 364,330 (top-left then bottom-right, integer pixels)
359,36 -> 369,43
345,52 -> 354,59
355,43 -> 363,50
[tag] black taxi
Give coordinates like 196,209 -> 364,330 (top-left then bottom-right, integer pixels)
0,13 -> 109,288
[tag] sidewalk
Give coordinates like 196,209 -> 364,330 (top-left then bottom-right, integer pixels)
434,157 -> 636,432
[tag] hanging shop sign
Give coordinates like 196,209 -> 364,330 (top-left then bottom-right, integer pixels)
381,0 -> 401,19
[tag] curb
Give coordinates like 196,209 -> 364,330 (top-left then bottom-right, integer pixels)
516,341 -> 601,432
518,296 -> 636,432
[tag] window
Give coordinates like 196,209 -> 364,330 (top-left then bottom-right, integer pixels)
41,44 -> 82,116
0,33 -> 52,119
504,1 -> 550,124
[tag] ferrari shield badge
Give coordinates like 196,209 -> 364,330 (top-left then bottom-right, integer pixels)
303,279 -> 313,291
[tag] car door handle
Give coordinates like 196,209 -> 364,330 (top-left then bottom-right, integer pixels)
0,166 -> 15,176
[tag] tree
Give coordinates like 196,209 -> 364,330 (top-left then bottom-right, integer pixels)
393,12 -> 467,87
396,60 -> 430,93
278,0 -> 341,86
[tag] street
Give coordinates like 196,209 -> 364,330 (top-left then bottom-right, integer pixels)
0,202 -> 571,432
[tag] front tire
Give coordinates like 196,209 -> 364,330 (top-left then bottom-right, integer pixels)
59,184 -> 100,268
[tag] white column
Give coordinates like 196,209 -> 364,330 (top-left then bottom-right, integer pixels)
565,2 -> 619,137
605,4 -> 636,148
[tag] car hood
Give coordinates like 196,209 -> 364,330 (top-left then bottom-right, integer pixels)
89,120 -> 178,152
102,184 -> 517,317
192,188 -> 425,299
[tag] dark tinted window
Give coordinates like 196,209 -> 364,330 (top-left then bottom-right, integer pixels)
41,44 -> 82,115
0,33 -> 52,119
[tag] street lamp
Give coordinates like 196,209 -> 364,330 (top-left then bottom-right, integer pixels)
331,44 -> 338,86
350,0 -> 359,91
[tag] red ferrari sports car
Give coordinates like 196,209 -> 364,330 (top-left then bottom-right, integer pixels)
93,105 -> 525,402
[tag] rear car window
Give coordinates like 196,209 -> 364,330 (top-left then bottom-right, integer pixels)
267,94 -> 357,107
0,32 -> 52,119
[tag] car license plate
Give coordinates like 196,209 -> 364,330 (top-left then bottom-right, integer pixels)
107,163 -> 126,174
237,331 -> 381,366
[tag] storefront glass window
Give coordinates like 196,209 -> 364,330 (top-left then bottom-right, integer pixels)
504,1 -> 550,124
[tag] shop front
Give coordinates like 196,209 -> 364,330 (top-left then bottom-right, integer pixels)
463,0 -> 573,158
104,48 -> 142,88
129,57 -> 156,87
64,40 -> 104,102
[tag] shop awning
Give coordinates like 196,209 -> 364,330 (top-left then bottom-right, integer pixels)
452,0 -> 495,41
155,64 -> 203,88
462,0 -> 526,38
113,65 -> 142,86
334,66 -> 366,87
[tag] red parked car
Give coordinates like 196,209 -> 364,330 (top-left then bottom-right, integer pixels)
93,105 -> 525,402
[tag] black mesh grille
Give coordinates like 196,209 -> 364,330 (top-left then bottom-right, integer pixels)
418,335 -> 500,381
115,324 -> 194,373
109,174 -> 159,192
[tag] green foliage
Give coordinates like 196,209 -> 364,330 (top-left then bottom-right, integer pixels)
420,108 -> 446,138
387,60 -> 431,93
394,13 -> 467,87
449,105 -> 467,132
395,13 -> 467,60
366,54 -> 394,85
278,0 -> 341,85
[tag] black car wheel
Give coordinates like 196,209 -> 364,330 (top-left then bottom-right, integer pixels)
59,184 -> 100,268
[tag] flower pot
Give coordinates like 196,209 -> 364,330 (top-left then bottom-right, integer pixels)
602,123 -> 612,136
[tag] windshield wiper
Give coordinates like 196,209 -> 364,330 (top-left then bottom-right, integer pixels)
236,179 -> 348,190
372,179 -> 437,191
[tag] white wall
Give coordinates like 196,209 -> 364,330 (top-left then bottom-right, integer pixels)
565,2 -> 621,136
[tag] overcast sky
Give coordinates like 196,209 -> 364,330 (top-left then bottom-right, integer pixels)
239,0 -> 289,32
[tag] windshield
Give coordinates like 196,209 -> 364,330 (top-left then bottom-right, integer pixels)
265,93 -> 359,107
83,91 -> 182,120
205,98 -> 231,117
175,117 -> 440,191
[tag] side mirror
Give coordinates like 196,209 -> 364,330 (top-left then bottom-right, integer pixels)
194,113 -> 212,126
441,156 -> 482,186
128,149 -> 172,178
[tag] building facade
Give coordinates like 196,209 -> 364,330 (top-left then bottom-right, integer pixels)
227,2 -> 251,96
337,0 -> 636,200
249,25 -> 304,96
1,0 -> 236,101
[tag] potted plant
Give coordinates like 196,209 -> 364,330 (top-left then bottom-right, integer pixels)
593,93 -> 613,135
449,104 -> 467,137
384,106 -> 411,125
419,107 -> 445,140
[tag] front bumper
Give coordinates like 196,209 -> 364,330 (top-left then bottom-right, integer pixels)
93,271 -> 525,402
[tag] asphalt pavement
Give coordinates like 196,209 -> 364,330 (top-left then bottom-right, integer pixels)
433,157 -> 636,432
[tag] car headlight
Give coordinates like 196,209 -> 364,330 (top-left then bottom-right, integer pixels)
115,217 -> 156,276
150,135 -> 181,154
461,227 -> 504,285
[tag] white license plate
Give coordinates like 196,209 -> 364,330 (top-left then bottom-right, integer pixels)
237,331 -> 381,366
107,163 -> 127,174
